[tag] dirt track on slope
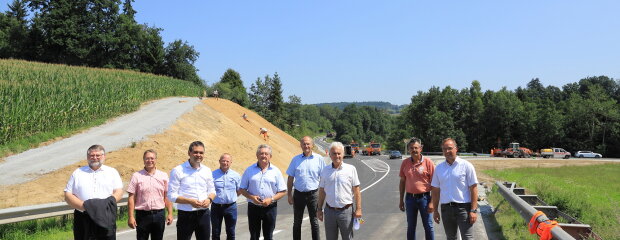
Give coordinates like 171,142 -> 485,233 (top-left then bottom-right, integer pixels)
0,98 -> 301,208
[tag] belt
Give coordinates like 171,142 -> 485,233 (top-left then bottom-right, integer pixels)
441,202 -> 471,207
249,202 -> 277,208
136,209 -> 164,214
212,202 -> 236,208
326,204 -> 352,211
406,192 -> 430,198
294,189 -> 318,194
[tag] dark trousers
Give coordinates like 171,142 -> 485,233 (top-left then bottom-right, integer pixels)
135,209 -> 165,240
247,202 -> 278,240
211,203 -> 238,240
293,189 -> 320,240
440,203 -> 474,240
177,209 -> 211,240
73,210 -> 116,240
405,193 -> 434,240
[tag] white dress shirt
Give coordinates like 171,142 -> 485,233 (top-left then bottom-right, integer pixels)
64,165 -> 123,203
168,160 -> 216,211
319,163 -> 360,208
430,157 -> 478,204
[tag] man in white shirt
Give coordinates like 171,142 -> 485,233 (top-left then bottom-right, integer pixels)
430,138 -> 479,240
316,142 -> 362,240
168,141 -> 216,240
64,144 -> 123,240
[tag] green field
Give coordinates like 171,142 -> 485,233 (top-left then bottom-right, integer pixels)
0,59 -> 202,157
485,164 -> 620,240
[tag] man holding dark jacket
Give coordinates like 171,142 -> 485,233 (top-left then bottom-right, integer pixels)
64,145 -> 123,240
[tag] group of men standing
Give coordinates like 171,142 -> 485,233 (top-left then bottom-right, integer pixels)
399,137 -> 479,240
64,136 -> 363,240
64,135 -> 478,240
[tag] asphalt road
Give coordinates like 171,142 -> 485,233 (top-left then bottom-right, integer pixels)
117,139 -> 489,239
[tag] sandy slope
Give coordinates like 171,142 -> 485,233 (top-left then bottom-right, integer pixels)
0,98 -> 301,208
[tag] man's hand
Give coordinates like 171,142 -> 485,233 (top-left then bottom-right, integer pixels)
249,195 -> 263,205
197,199 -> 212,208
399,200 -> 405,212
469,211 -> 477,224
287,194 -> 294,205
317,210 -> 324,221
262,197 -> 273,207
433,211 -> 441,224
354,208 -> 362,218
427,202 -> 435,213
190,199 -> 202,208
128,217 -> 137,229
166,214 -> 174,225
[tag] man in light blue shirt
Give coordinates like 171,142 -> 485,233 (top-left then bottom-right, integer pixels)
239,144 -> 287,240
286,136 -> 326,240
211,153 -> 241,240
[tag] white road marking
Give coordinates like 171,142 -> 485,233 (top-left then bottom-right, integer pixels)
259,230 -> 282,239
359,159 -> 390,193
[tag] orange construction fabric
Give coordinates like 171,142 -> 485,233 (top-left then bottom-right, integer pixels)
529,211 -> 545,234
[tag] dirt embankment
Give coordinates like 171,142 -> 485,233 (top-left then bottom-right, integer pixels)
0,99 -> 301,208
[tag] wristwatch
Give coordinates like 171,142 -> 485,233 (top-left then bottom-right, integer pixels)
469,208 -> 478,213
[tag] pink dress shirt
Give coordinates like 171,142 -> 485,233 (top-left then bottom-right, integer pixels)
127,169 -> 169,210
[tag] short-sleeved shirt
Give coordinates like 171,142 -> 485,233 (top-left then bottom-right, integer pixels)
64,165 -> 123,204
240,163 -> 286,202
212,168 -> 241,204
319,163 -> 360,208
399,156 -> 435,194
430,157 -> 478,204
168,161 -> 216,211
126,169 -> 169,210
286,153 -> 326,192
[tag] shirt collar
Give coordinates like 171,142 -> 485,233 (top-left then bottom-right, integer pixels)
331,162 -> 343,169
184,160 -> 202,170
410,155 -> 424,164
256,162 -> 271,170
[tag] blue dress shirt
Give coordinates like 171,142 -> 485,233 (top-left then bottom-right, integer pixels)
286,153 -> 326,192
240,163 -> 286,202
212,168 -> 241,204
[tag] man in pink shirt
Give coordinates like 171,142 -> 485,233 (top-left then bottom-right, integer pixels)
127,149 -> 174,240
399,137 -> 436,240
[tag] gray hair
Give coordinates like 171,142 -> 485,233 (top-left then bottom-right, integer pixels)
442,138 -> 458,148
407,137 -> 423,150
87,145 -> 105,155
256,144 -> 272,155
329,142 -> 345,152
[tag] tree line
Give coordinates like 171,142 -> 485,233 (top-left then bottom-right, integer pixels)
211,70 -> 620,157
0,0 -> 202,85
389,77 -> 620,156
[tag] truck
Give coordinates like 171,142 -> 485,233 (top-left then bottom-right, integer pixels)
350,141 -> 360,153
365,142 -> 382,156
344,145 -> 356,158
540,148 -> 570,159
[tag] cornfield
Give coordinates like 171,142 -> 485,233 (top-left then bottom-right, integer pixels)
0,59 -> 201,150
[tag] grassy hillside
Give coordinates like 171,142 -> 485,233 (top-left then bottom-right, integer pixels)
0,59 -> 202,156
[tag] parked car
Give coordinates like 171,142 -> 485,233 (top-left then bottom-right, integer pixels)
574,151 -> 602,158
389,150 -> 402,159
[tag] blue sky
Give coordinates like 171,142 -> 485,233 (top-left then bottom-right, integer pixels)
4,1 -> 620,105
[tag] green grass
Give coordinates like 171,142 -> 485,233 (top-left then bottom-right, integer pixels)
0,207 -> 177,239
0,59 -> 202,157
485,164 -> 620,240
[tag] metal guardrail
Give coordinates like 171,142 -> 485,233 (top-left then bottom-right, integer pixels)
0,197 -> 128,225
495,181 -> 600,240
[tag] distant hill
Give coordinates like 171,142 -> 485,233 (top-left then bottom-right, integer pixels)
314,101 -> 406,114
